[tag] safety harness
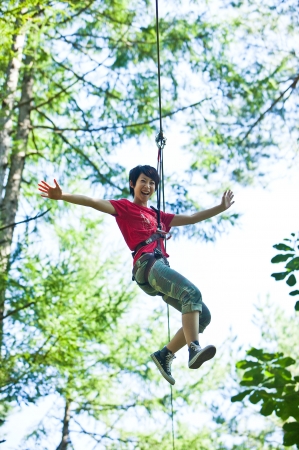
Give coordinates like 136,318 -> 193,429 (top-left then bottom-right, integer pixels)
132,207 -> 170,286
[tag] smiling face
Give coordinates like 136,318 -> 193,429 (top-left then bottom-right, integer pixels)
130,173 -> 156,207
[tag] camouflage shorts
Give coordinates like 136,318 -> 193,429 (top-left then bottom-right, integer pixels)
133,257 -> 211,333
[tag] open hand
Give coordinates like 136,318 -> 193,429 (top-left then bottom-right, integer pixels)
221,190 -> 234,210
38,179 -> 62,200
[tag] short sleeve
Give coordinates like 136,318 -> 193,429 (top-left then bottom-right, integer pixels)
161,211 -> 175,232
109,199 -> 128,217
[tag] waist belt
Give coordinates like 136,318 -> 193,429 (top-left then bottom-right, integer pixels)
131,232 -> 165,258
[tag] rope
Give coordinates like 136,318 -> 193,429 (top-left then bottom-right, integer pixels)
155,0 -> 163,135
154,1 -> 175,449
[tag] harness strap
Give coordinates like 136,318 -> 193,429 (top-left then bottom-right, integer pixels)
132,250 -> 169,286
132,253 -> 157,285
131,232 -> 164,258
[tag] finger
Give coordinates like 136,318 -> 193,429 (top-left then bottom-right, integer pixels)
38,183 -> 48,189
54,179 -> 60,187
40,194 -> 48,198
40,180 -> 51,188
38,188 -> 48,193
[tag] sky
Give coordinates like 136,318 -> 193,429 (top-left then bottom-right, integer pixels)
2,123 -> 299,449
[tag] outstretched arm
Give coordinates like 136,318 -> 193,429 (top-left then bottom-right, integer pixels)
38,179 -> 116,215
170,190 -> 234,227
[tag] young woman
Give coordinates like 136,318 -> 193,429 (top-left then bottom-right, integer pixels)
38,165 -> 234,385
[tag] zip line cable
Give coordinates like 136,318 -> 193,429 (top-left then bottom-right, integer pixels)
154,1 -> 175,449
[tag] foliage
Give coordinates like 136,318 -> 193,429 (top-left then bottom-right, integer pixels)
0,216 -> 167,445
233,232 -> 299,449
271,233 -> 299,311
186,0 -> 299,187
3,0 -> 299,238
3,213 -> 246,449
232,348 -> 299,448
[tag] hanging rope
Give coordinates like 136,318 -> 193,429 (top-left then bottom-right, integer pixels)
154,1 -> 175,449
155,0 -> 163,137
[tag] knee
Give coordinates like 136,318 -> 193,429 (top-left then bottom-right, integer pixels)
180,286 -> 202,314
199,304 -> 211,333
181,285 -> 202,305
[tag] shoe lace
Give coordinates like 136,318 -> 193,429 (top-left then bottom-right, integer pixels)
165,353 -> 176,373
190,342 -> 202,352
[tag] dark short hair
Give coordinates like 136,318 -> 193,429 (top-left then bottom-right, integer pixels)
129,165 -> 160,196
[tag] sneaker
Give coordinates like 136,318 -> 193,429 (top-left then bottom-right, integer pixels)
188,340 -> 216,369
151,347 -> 176,385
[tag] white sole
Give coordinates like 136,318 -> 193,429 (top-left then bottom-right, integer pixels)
188,345 -> 216,369
151,354 -> 175,385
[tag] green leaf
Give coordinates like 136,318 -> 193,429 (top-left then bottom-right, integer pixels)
271,254 -> 294,263
231,389 -> 253,402
249,391 -> 262,404
247,348 -> 281,362
240,380 -> 257,387
246,348 -> 264,359
289,290 -> 299,296
295,301 -> 299,311
286,274 -> 296,287
273,369 -> 293,384
236,360 -> 259,370
244,367 -> 263,380
273,244 -> 294,251
286,257 -> 299,271
283,430 -> 299,447
260,399 -> 276,416
283,422 -> 299,432
276,357 -> 296,368
271,272 -> 289,281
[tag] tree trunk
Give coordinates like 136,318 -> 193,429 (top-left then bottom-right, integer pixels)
0,18 -> 27,202
56,399 -> 72,450
0,53 -> 33,351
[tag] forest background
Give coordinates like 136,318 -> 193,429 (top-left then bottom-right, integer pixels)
0,0 -> 298,449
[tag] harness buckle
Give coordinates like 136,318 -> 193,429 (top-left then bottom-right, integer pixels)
156,228 -> 172,240
154,248 -> 163,259
155,132 -> 167,149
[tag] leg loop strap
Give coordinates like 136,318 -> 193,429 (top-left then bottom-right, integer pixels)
132,251 -> 169,285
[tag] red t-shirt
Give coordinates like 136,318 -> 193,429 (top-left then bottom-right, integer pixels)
109,199 -> 175,265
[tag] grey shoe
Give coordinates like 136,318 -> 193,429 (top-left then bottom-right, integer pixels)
151,347 -> 176,385
188,341 -> 216,369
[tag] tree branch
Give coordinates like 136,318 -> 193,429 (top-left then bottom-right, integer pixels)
49,56 -> 110,97
32,109 -> 125,193
16,78 -> 79,110
241,74 -> 299,144
0,208 -> 51,231
32,98 -> 209,133
58,134 -> 124,193
56,0 -> 96,26
1,301 -> 35,321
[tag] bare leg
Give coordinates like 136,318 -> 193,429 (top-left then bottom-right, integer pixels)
182,311 -> 199,347
166,327 -> 186,353
166,311 -> 200,353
